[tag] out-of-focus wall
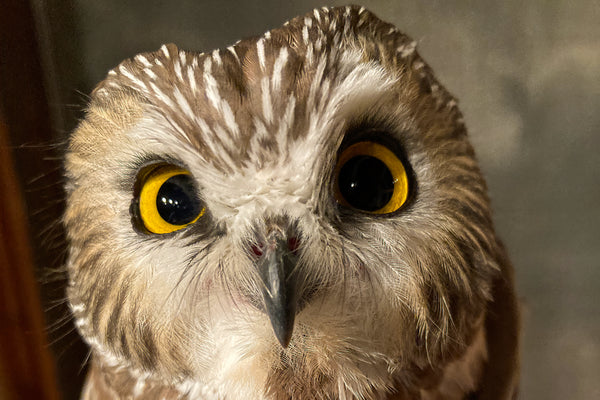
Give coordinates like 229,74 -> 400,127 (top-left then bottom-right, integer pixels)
35,1 -> 600,399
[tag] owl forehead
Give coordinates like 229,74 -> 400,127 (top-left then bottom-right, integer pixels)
91,5 -> 437,175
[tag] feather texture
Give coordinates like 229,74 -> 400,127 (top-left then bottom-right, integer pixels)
65,5 -> 519,399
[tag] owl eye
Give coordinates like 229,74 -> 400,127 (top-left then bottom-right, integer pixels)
136,165 -> 204,234
334,141 -> 409,214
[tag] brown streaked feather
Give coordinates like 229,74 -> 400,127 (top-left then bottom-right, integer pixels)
65,5 -> 519,399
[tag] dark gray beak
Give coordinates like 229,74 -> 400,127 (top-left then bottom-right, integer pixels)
256,232 -> 299,348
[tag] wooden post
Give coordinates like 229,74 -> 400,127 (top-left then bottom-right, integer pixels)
0,0 -> 62,398
0,121 -> 60,399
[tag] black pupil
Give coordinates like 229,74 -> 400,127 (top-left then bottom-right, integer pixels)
338,155 -> 395,212
156,174 -> 201,225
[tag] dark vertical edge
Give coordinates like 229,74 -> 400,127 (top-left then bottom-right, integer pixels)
1,0 -> 88,399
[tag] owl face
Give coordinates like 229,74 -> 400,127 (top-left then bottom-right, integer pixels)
65,6 -> 501,399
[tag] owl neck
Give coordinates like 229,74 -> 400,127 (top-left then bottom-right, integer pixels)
80,355 -> 203,399
80,321 -> 490,399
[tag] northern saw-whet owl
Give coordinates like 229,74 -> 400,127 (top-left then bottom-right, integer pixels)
64,6 -> 520,400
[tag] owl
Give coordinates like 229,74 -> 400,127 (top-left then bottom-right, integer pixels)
64,5 -> 519,400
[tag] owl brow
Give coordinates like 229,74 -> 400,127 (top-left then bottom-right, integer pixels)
338,116 -> 406,156
122,154 -> 188,192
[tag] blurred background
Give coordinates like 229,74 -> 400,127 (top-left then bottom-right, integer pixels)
1,0 -> 598,399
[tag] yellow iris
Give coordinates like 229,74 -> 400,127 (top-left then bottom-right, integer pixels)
138,165 -> 204,234
335,141 -> 409,214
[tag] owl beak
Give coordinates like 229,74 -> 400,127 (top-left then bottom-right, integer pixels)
256,233 -> 299,348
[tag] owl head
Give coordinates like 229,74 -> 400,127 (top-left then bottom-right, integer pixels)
65,5 -> 508,399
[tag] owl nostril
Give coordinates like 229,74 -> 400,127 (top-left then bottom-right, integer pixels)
287,237 -> 300,254
251,237 -> 299,258
251,243 -> 264,257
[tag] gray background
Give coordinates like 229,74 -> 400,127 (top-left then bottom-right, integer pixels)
36,0 -> 599,398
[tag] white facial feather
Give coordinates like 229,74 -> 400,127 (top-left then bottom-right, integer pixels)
65,5 -> 519,400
